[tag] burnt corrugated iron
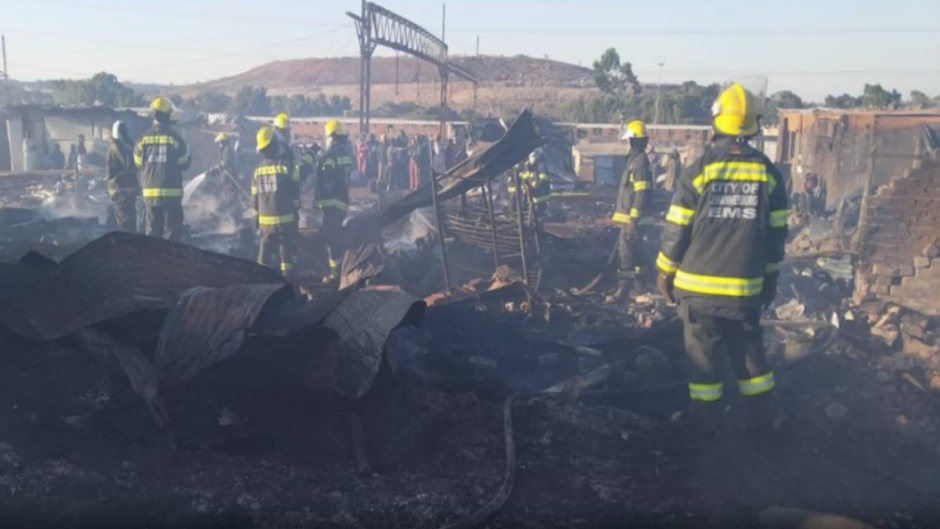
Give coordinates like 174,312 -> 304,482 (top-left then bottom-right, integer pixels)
154,283 -> 290,387
0,232 -> 287,340
309,290 -> 425,400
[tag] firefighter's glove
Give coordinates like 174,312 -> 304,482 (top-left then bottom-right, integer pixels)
761,272 -> 779,310
657,272 -> 676,304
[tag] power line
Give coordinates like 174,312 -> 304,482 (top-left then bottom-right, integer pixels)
450,26 -> 940,36
32,0 -> 346,27
3,28 -> 240,53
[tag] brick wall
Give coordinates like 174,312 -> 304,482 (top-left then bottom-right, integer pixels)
856,153 -> 940,314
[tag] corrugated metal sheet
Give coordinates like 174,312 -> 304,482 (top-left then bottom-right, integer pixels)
0,232 -> 287,340
153,283 -> 289,386
310,291 -> 424,400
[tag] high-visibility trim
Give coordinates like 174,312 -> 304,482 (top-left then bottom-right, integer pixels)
328,259 -> 339,269
765,262 -> 781,273
255,165 -> 289,177
689,382 -> 723,402
674,270 -> 764,297
532,194 -> 551,204
337,156 -> 353,166
142,188 -> 183,198
138,135 -> 179,147
611,211 -> 632,224
537,173 -> 548,180
666,204 -> 695,226
519,171 -> 534,180
507,186 -> 518,194
178,152 -> 190,166
292,166 -> 302,182
657,252 -> 680,274
692,161 -> 775,194
738,372 -> 776,396
280,262 -> 294,272
633,181 -> 650,191
770,209 -> 789,228
322,158 -> 336,168
629,207 -> 640,218
133,153 -> 143,166
317,199 -> 349,211
258,213 -> 297,225
251,185 -> 258,195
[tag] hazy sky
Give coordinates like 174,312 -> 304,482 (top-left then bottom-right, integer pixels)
5,0 -> 940,101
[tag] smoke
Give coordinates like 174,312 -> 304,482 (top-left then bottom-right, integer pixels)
385,208 -> 436,254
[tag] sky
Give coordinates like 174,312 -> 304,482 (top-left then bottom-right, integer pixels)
4,0 -> 940,101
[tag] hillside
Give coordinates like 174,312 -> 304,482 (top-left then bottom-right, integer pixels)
177,55 -> 597,115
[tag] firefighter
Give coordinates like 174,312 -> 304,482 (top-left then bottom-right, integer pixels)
253,127 -> 299,278
519,153 -> 552,221
607,119 -> 654,304
316,119 -> 352,283
134,96 -> 191,240
215,132 -> 237,177
656,83 -> 788,430
106,120 -> 139,232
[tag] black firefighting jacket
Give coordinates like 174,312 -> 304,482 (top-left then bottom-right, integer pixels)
316,141 -> 351,213
519,164 -> 551,205
133,123 -> 191,206
657,137 -> 789,310
106,139 -> 139,198
252,156 -> 299,232
612,147 -> 653,225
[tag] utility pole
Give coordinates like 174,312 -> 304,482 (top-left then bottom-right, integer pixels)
654,62 -> 664,125
1,35 -> 8,82
473,35 -> 479,112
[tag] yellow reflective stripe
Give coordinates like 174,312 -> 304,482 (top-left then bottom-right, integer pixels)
532,194 -> 551,204
690,382 -> 723,402
178,152 -> 190,165
133,153 -> 143,166
770,209 -> 789,228
738,372 -> 775,396
629,208 -> 640,218
692,161 -> 774,194
538,173 -> 548,180
657,252 -> 680,274
666,204 -> 695,226
519,171 -> 533,180
317,199 -> 349,211
142,188 -> 183,198
138,135 -> 179,147
765,262 -> 781,273
337,156 -> 352,164
611,211 -> 632,224
633,181 -> 650,191
674,270 -> 764,297
255,165 -> 289,177
507,186 -> 518,193
322,159 -> 337,168
328,259 -> 339,269
251,185 -> 258,195
258,213 -> 297,225
280,262 -> 294,272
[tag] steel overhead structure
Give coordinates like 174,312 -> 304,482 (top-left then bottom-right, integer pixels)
347,1 -> 477,137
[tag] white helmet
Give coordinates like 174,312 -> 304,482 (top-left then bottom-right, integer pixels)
111,120 -> 127,142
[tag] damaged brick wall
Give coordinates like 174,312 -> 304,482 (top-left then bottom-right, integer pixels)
856,153 -> 940,314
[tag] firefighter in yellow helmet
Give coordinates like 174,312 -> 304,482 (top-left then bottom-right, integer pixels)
133,96 -> 191,240
607,119 -> 654,304
518,151 -> 551,221
252,127 -> 300,278
214,132 -> 237,178
273,113 -> 314,213
657,82 -> 788,431
316,119 -> 352,283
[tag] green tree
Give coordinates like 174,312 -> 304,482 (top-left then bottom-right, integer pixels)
860,83 -> 900,108
193,90 -> 232,113
232,85 -> 270,115
51,72 -> 142,107
824,93 -> 861,109
771,90 -> 804,109
909,90 -> 934,108
592,48 -> 640,96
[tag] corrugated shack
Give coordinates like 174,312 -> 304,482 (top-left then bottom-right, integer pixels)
775,108 -> 940,206
0,105 -> 149,173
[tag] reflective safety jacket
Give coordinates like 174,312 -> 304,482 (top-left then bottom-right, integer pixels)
106,139 -> 139,198
316,142 -> 351,213
252,157 -> 299,232
612,147 -> 653,225
657,137 -> 789,311
134,123 -> 191,205
519,166 -> 552,205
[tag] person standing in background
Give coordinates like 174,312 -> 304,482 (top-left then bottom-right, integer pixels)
76,134 -> 88,171
106,121 -> 140,232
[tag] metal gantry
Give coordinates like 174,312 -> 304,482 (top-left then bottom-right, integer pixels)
347,1 -> 478,137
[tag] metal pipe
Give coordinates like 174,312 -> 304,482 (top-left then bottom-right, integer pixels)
512,169 -> 530,285
484,179 -> 500,269
429,171 -> 452,294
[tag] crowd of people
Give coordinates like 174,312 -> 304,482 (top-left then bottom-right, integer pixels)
354,130 -> 470,191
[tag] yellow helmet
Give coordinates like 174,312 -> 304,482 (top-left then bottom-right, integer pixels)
256,127 -> 276,152
620,119 -> 646,140
151,96 -> 173,114
325,119 -> 346,137
712,83 -> 760,137
214,132 -> 228,143
274,113 -> 290,130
